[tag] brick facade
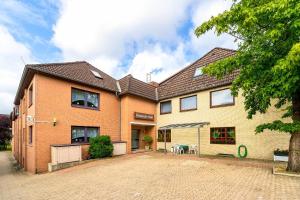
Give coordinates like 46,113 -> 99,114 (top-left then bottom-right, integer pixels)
11,48 -> 291,173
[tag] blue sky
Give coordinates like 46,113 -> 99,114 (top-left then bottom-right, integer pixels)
0,0 -> 236,113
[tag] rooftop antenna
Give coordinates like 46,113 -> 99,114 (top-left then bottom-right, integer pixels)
20,56 -> 26,65
146,72 -> 152,83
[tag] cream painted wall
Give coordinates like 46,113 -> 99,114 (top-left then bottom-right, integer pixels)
157,86 -> 291,160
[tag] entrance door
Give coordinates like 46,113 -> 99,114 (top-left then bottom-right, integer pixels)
131,129 -> 140,150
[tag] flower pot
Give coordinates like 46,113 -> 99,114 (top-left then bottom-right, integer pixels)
145,145 -> 150,151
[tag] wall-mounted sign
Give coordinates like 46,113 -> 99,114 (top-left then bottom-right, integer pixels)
134,112 -> 154,121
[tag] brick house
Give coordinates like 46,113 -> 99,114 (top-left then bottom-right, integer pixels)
11,47 -> 290,173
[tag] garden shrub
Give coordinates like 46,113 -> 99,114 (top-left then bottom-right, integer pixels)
88,135 -> 114,159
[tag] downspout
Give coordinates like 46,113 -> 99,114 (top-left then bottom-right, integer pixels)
116,81 -> 122,141
34,76 -> 38,174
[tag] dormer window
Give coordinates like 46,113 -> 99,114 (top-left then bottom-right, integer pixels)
194,67 -> 203,77
90,70 -> 102,79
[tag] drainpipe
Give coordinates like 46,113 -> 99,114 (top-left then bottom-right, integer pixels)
116,81 -> 122,141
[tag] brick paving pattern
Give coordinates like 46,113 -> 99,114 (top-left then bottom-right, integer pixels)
0,151 -> 299,200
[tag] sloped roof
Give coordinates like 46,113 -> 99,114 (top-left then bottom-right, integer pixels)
13,47 -> 238,105
158,47 -> 238,100
14,61 -> 118,104
118,75 -> 157,101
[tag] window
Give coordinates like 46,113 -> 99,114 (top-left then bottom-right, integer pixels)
160,101 -> 171,114
71,88 -> 99,109
28,126 -> 33,144
210,88 -> 234,108
194,67 -> 203,77
158,129 -> 171,142
210,127 -> 235,144
180,95 -> 197,111
90,70 -> 102,79
29,85 -> 33,107
71,126 -> 99,143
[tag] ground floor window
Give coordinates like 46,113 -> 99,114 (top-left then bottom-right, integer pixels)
158,129 -> 171,142
28,126 -> 33,144
210,127 -> 235,144
71,126 -> 99,143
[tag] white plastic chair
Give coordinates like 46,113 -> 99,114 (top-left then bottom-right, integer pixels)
175,145 -> 184,154
172,144 -> 179,154
189,144 -> 198,155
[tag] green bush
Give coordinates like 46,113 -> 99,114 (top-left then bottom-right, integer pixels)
88,135 -> 114,159
143,135 -> 153,145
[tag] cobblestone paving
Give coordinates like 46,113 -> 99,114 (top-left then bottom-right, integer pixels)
0,151 -> 299,200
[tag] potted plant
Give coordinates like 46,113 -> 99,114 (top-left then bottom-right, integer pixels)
228,129 -> 235,138
273,149 -> 289,162
212,130 -> 220,139
143,135 -> 153,150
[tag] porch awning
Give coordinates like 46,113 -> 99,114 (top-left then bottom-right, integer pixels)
158,122 -> 210,130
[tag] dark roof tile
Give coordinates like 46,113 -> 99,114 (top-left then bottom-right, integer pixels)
158,48 -> 237,100
118,75 -> 157,101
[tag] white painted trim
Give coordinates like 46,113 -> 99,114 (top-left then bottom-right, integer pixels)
130,121 -> 156,126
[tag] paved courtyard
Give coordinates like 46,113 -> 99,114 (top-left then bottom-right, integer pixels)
0,151 -> 299,200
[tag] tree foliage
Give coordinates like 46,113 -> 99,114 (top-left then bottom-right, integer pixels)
195,0 -> 300,134
0,115 -> 12,149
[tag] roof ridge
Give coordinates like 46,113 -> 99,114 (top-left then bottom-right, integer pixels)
214,47 -> 237,52
130,76 -> 157,88
159,47 -> 236,85
26,61 -> 86,67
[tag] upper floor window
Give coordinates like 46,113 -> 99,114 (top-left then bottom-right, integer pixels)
158,129 -> 171,142
210,127 -> 235,145
71,88 -> 99,109
210,88 -> 234,108
28,85 -> 33,107
180,95 -> 197,111
71,126 -> 99,143
160,101 -> 171,114
194,67 -> 203,77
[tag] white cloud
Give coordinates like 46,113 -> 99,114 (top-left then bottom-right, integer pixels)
127,44 -> 188,82
52,0 -> 237,82
52,0 -> 192,74
0,25 -> 34,114
188,0 -> 237,56
0,1 -> 47,27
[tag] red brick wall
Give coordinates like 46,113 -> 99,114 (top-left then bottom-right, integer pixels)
120,95 -> 157,153
34,74 -> 120,172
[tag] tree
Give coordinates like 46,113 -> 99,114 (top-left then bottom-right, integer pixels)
195,0 -> 300,172
0,115 -> 12,150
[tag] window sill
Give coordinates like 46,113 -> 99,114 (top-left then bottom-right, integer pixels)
160,112 -> 171,115
210,103 -> 235,108
180,108 -> 197,112
71,105 -> 100,111
70,142 -> 90,145
210,142 -> 236,145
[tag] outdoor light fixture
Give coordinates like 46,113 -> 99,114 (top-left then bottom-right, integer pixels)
53,118 -> 57,126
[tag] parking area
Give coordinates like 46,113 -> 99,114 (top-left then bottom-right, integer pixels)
0,151 -> 299,200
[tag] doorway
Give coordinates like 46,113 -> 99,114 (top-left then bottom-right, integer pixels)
131,129 -> 140,150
